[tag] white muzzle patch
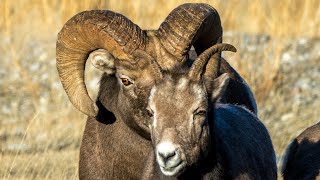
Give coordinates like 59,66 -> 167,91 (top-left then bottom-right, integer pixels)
156,142 -> 186,176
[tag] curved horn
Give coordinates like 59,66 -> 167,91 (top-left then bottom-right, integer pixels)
56,10 -> 147,116
133,50 -> 163,80
158,3 -> 222,60
189,43 -> 236,80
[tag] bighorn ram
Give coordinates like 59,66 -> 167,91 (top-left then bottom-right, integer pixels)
142,43 -> 277,179
56,3 -> 257,179
281,122 -> 320,180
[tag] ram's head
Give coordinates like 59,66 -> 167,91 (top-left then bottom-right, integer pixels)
146,43 -> 236,176
56,3 -> 224,137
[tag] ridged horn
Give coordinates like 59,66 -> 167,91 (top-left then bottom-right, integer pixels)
158,3 -> 222,61
189,43 -> 236,80
56,10 -> 147,117
133,50 -> 163,80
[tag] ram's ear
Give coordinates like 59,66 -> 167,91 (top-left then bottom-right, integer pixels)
211,73 -> 230,102
89,49 -> 116,75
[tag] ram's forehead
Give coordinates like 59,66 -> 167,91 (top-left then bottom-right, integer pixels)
175,77 -> 206,97
151,77 -> 206,102
177,77 -> 189,90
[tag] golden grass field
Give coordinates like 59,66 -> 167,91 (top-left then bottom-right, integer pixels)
0,0 -> 319,179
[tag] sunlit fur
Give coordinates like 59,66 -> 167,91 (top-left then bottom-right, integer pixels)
144,70 -> 277,179
78,43 -> 260,180
149,72 -> 210,167
57,4 -> 259,179
281,122 -> 320,180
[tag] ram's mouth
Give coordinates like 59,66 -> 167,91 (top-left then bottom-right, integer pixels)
159,161 -> 186,177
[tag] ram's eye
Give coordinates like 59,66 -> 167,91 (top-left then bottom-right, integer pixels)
146,109 -> 154,118
196,110 -> 207,116
120,78 -> 132,86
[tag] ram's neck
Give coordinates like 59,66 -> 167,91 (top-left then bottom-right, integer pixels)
79,108 -> 152,179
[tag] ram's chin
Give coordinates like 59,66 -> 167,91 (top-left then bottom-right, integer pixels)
159,161 -> 186,177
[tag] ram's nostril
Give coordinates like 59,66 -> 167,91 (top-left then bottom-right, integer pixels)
156,142 -> 180,165
158,150 -> 176,161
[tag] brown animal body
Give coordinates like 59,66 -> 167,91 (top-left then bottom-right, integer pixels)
281,122 -> 320,180
143,104 -> 277,180
56,3 -> 257,179
142,44 -> 277,180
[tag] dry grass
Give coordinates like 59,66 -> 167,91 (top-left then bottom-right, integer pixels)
2,0 -> 320,37
0,0 -> 319,179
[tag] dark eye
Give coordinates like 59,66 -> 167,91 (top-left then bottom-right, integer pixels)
196,110 -> 207,116
120,78 -> 132,86
146,109 -> 154,117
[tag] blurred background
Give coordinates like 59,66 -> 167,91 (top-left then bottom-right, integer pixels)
0,0 -> 319,179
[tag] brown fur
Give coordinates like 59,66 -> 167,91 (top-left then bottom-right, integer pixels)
143,67 -> 277,179
72,40 -> 257,180
281,122 -> 320,180
77,48 -> 258,179
143,104 -> 278,180
56,4 -> 259,179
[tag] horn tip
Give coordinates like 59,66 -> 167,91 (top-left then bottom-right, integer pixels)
229,44 -> 237,52
93,103 -> 99,115
226,44 -> 237,53
90,103 -> 99,117
82,103 -> 99,117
